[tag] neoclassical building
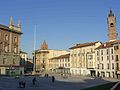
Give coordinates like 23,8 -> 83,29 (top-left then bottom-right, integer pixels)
69,41 -> 101,76
33,40 -> 69,73
0,17 -> 24,75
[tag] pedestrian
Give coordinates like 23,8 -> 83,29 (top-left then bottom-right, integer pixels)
46,74 -> 49,77
52,76 -> 55,83
23,81 -> 26,88
32,77 -> 36,85
19,81 -> 22,88
19,81 -> 26,88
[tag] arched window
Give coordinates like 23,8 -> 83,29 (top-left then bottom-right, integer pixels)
14,36 -> 17,43
5,45 -> 8,52
4,34 -> 8,41
14,47 -> 17,53
4,34 -> 9,52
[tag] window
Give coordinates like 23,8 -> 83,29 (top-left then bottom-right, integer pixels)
3,58 -> 7,64
97,51 -> 99,56
101,50 -> 103,55
68,63 -> 70,67
13,59 -> 15,64
107,56 -> 109,60
5,45 -> 8,52
4,34 -> 8,41
116,55 -> 119,61
14,36 -> 17,43
116,63 -> 119,70
111,49 -> 113,54
114,46 -> 119,50
107,63 -> 109,69
62,59 -> 64,62
68,58 -> 70,62
42,58 -> 45,63
97,57 -> 99,61
107,49 -> 109,55
112,63 -> 114,69
65,63 -> 67,67
101,56 -> 103,61
4,34 -> 9,52
74,54 -> 76,57
112,55 -> 114,60
98,64 -> 99,69
91,48 -> 93,52
88,55 -> 93,60
102,64 -> 104,69
14,47 -> 17,53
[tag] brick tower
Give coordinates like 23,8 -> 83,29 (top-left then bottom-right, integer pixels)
107,9 -> 118,41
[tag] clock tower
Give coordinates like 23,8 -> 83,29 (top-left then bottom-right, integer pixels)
107,9 -> 118,41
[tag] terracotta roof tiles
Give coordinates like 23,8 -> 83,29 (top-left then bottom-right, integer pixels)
69,41 -> 100,49
96,40 -> 120,49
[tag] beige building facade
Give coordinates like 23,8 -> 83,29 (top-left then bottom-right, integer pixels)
95,41 -> 116,78
69,41 -> 101,76
113,41 -> 120,78
49,53 -> 70,74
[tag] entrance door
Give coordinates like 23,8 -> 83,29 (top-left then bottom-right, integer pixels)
90,70 -> 95,77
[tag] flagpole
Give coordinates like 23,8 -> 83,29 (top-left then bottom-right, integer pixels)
33,25 -> 36,74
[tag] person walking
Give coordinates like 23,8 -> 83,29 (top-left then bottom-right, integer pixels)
32,77 -> 36,85
19,81 -> 26,88
52,76 -> 55,83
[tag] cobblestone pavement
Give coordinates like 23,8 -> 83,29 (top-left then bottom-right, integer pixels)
0,76 -> 118,90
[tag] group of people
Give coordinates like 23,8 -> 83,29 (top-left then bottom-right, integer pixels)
19,77 -> 36,88
19,76 -> 55,88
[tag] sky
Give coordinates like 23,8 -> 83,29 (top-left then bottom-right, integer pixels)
0,0 -> 120,58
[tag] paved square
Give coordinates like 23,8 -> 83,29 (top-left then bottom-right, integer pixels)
0,76 -> 118,90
